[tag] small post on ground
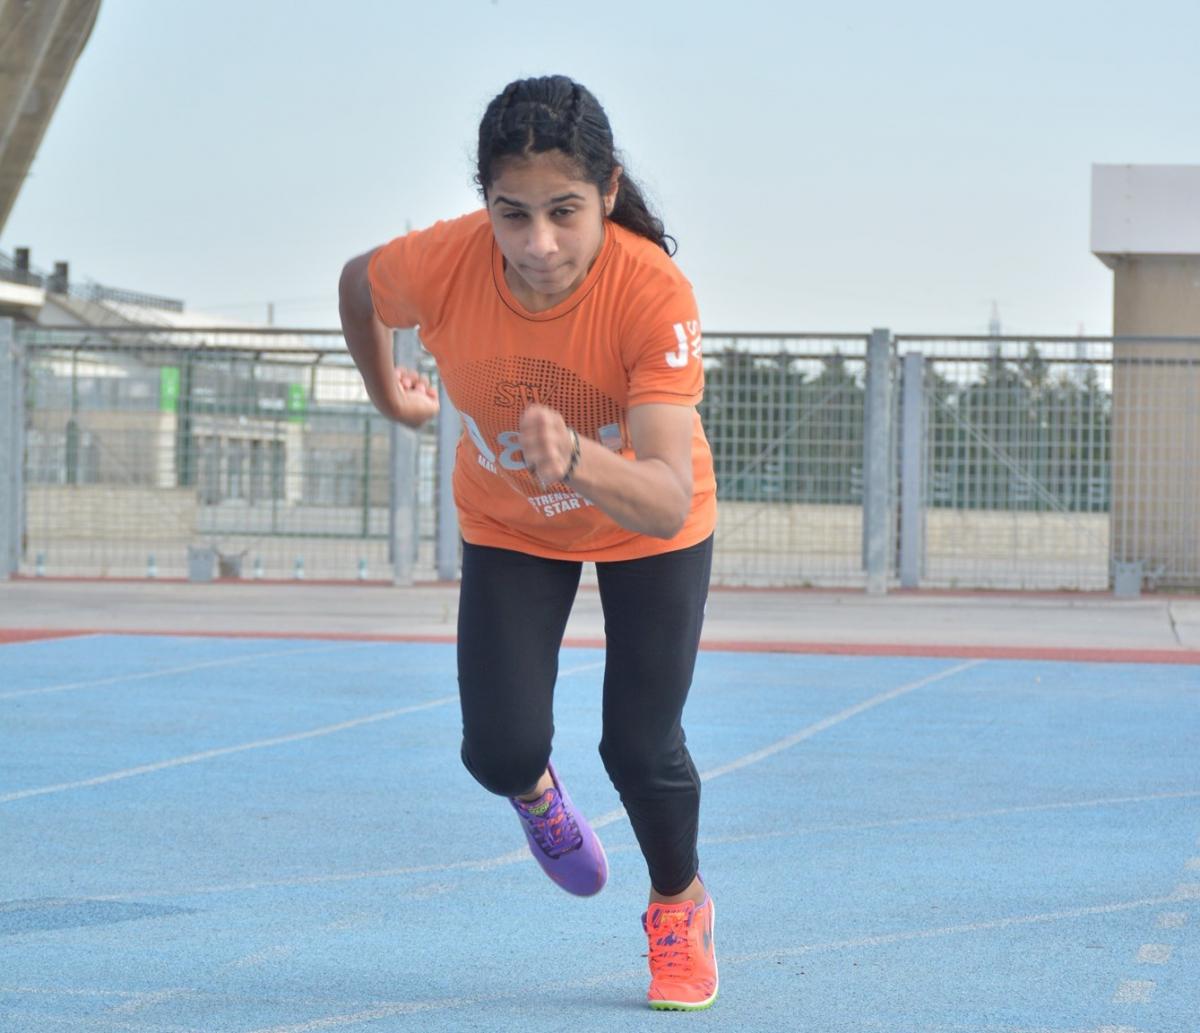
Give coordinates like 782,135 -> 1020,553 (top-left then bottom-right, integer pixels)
863,327 -> 893,596
0,319 -> 23,581
436,381 -> 461,581
899,351 -> 926,589
389,329 -> 420,586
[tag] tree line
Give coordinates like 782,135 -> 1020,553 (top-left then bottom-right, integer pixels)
697,344 -> 1111,512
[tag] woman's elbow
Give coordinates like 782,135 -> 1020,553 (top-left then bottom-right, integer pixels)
338,252 -> 375,310
648,481 -> 692,539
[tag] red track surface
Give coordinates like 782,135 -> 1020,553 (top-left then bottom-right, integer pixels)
2,626 -> 1199,663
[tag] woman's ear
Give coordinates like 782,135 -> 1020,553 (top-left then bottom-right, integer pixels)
604,166 -> 623,215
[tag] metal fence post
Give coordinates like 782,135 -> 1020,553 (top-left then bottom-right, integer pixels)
0,319 -> 22,580
435,382 -> 461,581
389,329 -> 420,585
863,327 -> 893,595
899,351 -> 926,588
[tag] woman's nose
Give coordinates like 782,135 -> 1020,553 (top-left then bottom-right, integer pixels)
526,218 -> 557,258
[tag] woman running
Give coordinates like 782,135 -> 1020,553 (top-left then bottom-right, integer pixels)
339,74 -> 718,1011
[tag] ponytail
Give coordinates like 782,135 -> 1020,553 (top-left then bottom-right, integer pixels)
610,168 -> 676,256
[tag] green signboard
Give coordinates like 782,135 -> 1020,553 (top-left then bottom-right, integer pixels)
160,366 -> 180,412
287,384 -> 307,422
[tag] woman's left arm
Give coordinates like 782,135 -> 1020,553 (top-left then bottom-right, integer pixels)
518,403 -> 693,539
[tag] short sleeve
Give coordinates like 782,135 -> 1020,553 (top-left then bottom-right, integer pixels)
624,281 -> 705,408
366,212 -> 487,330
367,232 -> 423,329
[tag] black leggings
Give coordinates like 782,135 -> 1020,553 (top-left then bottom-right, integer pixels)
456,535 -> 713,896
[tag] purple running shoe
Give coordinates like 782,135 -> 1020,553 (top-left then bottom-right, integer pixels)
510,760 -> 608,896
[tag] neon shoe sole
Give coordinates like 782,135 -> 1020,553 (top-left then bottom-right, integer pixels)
648,990 -> 719,1012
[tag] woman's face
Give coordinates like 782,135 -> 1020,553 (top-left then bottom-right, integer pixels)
487,151 -> 618,312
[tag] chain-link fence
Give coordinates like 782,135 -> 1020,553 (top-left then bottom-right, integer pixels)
7,325 -> 438,581
699,333 -> 878,587
895,336 -> 1113,590
4,321 -> 1199,592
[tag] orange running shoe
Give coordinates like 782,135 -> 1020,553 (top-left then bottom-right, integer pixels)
642,894 -> 718,1011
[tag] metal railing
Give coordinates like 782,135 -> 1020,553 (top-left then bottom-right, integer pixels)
6,324 -> 437,581
895,336 -> 1114,590
4,320 -> 1199,593
68,283 -> 185,313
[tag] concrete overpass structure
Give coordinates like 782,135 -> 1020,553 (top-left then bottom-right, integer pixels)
0,0 -> 101,235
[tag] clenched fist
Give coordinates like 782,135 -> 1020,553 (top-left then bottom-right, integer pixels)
392,366 -> 439,427
518,404 -> 579,487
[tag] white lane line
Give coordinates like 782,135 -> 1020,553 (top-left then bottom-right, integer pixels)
588,658 -> 985,830
0,1016 -> 204,1033
559,660 -> 604,676
0,986 -> 144,998
727,895 -> 1185,964
1111,980 -> 1155,1004
0,642 -> 380,701
89,851 -> 535,901
826,1021 -> 1149,1033
106,988 -> 196,1016
1134,943 -> 1172,964
698,788 -> 1200,848
233,892 -> 1182,1033
851,1025 -> 1152,1033
83,660 -> 985,900
702,659 -> 985,781
1156,911 -> 1187,928
3,887 -> 1182,1033
229,945 -> 297,970
4,656 -> 596,804
0,695 -> 458,804
89,786 -> 1200,902
244,999 -> 492,1033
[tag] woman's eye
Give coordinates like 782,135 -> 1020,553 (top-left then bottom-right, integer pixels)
503,211 -> 526,220
553,208 -> 575,218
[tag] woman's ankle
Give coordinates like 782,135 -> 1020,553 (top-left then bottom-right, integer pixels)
648,875 -> 705,907
515,768 -> 554,802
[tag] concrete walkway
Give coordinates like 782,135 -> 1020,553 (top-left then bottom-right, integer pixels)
2,578 -> 1199,659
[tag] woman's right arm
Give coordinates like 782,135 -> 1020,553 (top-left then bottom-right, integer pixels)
338,249 -> 439,428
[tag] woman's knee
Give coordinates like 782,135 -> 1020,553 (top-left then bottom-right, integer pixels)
460,739 -> 548,798
599,730 -> 681,794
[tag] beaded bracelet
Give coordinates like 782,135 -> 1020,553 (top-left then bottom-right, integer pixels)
563,428 -> 581,483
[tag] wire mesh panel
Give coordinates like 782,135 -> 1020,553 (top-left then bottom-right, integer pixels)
898,336 -> 1113,590
18,327 -> 891,588
699,334 -> 876,587
18,327 -> 439,581
25,325 -> 1199,592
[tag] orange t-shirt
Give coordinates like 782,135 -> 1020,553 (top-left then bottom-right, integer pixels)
367,209 -> 716,562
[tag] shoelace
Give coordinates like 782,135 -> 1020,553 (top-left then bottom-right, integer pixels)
647,907 -> 694,975
518,790 -> 581,858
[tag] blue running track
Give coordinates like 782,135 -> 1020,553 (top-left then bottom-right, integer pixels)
1,634 -> 1198,1032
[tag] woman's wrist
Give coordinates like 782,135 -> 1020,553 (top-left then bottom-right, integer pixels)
563,428 -> 582,483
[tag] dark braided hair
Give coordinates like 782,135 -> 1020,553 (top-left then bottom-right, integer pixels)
476,75 -> 676,256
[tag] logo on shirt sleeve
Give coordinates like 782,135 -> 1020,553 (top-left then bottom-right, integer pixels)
665,321 -> 703,368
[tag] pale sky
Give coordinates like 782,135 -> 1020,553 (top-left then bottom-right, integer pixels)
4,0 -> 1200,334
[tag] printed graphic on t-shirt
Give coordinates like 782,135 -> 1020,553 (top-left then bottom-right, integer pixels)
368,212 -> 717,560
665,320 -> 703,368
442,354 -> 627,515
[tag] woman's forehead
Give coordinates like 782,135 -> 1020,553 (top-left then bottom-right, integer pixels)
488,151 -> 593,200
